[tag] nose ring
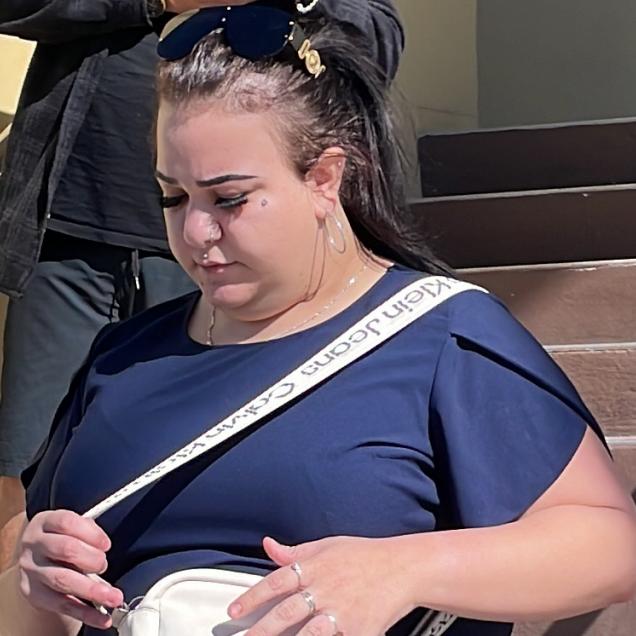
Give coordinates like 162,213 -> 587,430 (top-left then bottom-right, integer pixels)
202,220 -> 221,261
206,220 -> 222,244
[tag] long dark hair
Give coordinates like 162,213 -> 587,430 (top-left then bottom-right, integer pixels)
157,17 -> 452,276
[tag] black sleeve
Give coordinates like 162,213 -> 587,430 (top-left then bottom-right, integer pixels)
314,0 -> 405,79
0,1 -> 151,43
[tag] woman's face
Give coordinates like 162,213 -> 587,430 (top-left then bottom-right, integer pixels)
156,100 -> 324,321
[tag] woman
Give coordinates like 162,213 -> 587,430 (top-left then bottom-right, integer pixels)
4,7 -> 636,636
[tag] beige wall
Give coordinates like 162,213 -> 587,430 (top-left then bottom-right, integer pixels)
396,1 -> 636,131
0,35 -> 33,374
395,0 -> 478,134
0,35 -> 34,115
477,0 -> 636,127
0,35 -> 34,157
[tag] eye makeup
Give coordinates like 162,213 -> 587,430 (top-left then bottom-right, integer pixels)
159,193 -> 249,209
160,194 -> 186,209
216,193 -> 249,209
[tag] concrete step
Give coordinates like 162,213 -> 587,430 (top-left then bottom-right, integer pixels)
418,117 -> 636,197
410,184 -> 636,268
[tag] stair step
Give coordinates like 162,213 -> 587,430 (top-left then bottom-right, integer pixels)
418,117 -> 636,196
551,346 -> 636,438
461,260 -> 636,347
410,184 -> 636,268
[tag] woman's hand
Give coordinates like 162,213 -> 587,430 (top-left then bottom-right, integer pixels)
230,535 -> 414,635
164,1 -> 254,12
17,510 -> 123,630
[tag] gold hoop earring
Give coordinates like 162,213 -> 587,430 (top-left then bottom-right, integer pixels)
324,211 -> 346,254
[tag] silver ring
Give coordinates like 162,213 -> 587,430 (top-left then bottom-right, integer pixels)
290,561 -> 303,589
324,613 -> 340,635
300,589 -> 317,616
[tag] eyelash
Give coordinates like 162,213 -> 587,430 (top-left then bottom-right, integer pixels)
159,193 -> 249,210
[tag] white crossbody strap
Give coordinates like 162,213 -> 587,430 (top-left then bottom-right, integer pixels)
84,276 -> 485,520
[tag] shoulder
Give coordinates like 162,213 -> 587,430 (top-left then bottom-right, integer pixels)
387,268 -> 551,373
442,282 -> 531,349
439,283 -> 560,384
385,267 -> 509,344
424,277 -> 599,433
380,266 -> 592,420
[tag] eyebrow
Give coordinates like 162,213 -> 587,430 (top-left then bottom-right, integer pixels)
154,170 -> 258,187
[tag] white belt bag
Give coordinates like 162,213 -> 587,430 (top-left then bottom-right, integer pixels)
84,276 -> 484,636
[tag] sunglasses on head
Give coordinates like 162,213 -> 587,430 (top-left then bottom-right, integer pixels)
158,5 -> 326,79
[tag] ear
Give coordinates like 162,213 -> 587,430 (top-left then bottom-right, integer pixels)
305,147 -> 347,221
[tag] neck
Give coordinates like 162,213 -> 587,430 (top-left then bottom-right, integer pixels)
200,252 -> 389,346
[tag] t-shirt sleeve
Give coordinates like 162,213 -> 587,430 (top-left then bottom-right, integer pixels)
21,324 -> 117,519
429,291 -> 605,529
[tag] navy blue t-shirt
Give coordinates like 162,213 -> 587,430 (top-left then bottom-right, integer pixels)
24,265 -> 598,635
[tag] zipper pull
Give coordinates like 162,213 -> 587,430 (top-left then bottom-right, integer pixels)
111,603 -> 131,629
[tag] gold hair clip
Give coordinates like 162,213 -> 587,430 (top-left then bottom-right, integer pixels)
298,39 -> 326,78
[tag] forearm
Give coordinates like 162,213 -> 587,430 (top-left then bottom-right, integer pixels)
0,1 -> 151,43
0,512 -> 27,573
391,505 -> 636,623
0,566 -> 80,636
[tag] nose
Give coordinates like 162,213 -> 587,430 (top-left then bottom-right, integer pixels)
182,207 -> 222,249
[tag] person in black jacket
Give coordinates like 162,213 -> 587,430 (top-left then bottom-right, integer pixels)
0,0 -> 404,568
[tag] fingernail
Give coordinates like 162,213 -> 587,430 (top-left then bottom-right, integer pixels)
99,560 -> 108,574
97,585 -> 117,605
228,602 -> 242,618
109,590 -> 123,606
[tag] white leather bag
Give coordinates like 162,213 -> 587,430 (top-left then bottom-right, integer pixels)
113,569 -> 293,636
113,567 -> 456,636
85,276 -> 484,636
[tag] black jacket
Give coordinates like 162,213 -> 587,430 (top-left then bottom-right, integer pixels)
0,0 -> 404,297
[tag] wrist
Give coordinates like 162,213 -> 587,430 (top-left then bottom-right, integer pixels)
376,535 -> 429,617
0,566 -> 67,631
384,532 -> 455,612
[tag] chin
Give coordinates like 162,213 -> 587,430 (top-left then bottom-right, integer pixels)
200,280 -> 256,311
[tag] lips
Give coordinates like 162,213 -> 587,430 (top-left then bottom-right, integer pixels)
197,260 -> 235,272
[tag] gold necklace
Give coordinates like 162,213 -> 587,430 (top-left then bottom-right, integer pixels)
206,263 -> 369,346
